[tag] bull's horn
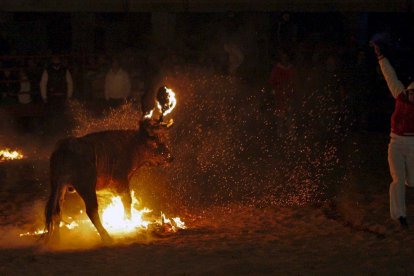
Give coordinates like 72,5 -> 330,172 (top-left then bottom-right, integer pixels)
166,119 -> 174,128
159,119 -> 174,128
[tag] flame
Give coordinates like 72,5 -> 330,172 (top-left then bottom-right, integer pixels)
158,87 -> 177,116
19,190 -> 186,238
145,87 -> 177,120
100,190 -> 153,234
144,109 -> 154,119
0,149 -> 24,161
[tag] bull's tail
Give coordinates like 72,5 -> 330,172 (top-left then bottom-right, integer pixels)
43,150 -> 69,242
43,182 -> 66,241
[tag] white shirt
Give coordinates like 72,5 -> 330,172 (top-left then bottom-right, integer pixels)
18,79 -> 31,104
224,43 -> 244,74
104,68 -> 131,100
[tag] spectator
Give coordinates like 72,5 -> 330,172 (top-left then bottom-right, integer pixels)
85,54 -> 108,100
104,56 -> 131,107
26,58 -> 42,103
276,12 -> 298,51
323,53 -> 344,102
40,55 -> 73,134
223,41 -> 244,75
0,68 -> 19,104
268,50 -> 295,111
268,50 -> 295,136
16,70 -> 35,133
40,55 -> 73,104
18,70 -> 31,104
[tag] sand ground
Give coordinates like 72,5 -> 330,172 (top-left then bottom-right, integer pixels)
1,130 -> 414,275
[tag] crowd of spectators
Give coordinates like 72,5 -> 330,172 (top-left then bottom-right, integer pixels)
0,52 -> 147,109
264,12 -> 394,133
0,12 -> 399,135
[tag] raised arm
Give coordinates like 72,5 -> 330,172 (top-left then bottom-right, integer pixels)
374,43 -> 405,98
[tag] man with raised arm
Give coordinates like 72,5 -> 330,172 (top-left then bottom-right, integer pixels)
374,42 -> 414,228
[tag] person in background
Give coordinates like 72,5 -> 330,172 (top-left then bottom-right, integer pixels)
276,12 -> 298,51
39,55 -> 73,134
40,55 -> 73,104
16,70 -> 34,133
104,56 -> 131,108
18,70 -> 31,104
26,58 -> 42,103
223,41 -> 244,76
268,50 -> 295,112
268,50 -> 295,137
0,67 -> 19,104
373,42 -> 414,228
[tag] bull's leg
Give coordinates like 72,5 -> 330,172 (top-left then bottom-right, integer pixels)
117,181 -> 132,220
77,187 -> 112,243
86,198 -> 112,244
120,190 -> 132,220
52,186 -> 66,242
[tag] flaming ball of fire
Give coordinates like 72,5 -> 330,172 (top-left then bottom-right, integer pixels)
0,148 -> 24,161
144,86 -> 177,120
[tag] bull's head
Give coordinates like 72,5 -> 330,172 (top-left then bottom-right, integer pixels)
140,118 -> 174,166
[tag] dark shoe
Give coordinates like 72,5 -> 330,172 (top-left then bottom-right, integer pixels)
399,216 -> 409,229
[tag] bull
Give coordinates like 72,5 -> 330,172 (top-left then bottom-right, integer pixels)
44,118 -> 173,243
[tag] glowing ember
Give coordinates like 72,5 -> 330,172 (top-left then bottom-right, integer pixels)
0,149 -> 23,161
20,190 -> 186,238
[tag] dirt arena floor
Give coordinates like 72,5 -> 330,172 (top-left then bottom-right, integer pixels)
1,129 -> 414,275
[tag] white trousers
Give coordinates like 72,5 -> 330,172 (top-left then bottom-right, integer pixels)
388,134 -> 414,220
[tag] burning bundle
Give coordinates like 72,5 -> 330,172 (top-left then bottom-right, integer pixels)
144,86 -> 177,124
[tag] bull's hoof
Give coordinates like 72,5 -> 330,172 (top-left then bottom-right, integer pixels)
101,233 -> 114,245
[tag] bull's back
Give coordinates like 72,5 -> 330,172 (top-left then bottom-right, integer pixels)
51,130 -> 143,189
81,130 -> 137,151
57,130 -> 139,176
82,130 -> 138,171
50,137 -> 96,186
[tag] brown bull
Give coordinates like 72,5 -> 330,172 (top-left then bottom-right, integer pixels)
44,119 -> 173,243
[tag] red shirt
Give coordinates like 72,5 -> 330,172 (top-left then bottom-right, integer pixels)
269,63 -> 294,92
391,93 -> 414,135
